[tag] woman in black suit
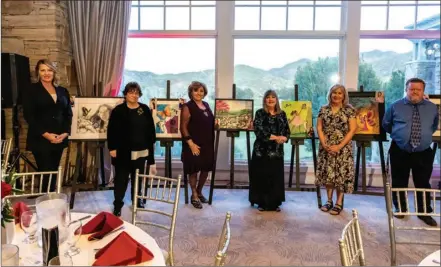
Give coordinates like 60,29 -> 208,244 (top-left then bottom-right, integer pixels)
23,59 -> 72,192
107,82 -> 157,217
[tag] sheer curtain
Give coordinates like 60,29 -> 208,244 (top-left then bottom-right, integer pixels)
67,0 -> 131,97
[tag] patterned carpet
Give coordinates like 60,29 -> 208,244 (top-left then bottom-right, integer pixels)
69,188 -> 440,266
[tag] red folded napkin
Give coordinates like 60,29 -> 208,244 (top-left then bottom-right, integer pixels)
93,231 -> 154,266
80,212 -> 123,241
13,202 -> 30,225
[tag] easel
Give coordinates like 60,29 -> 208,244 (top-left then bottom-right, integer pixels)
433,141 -> 440,200
69,82 -> 107,209
352,86 -> 388,196
207,84 -> 252,205
286,84 -> 321,208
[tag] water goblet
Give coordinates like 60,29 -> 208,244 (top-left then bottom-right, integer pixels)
21,210 -> 38,244
65,220 -> 82,256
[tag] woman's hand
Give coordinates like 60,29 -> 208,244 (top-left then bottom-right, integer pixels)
52,133 -> 69,144
110,150 -> 117,158
189,141 -> 201,156
328,144 -> 343,154
43,132 -> 58,143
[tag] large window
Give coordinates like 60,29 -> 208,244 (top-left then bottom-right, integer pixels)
358,38 -> 441,165
130,0 -> 216,30
121,38 -> 215,159
234,39 -> 340,162
361,0 -> 440,30
234,1 -> 342,30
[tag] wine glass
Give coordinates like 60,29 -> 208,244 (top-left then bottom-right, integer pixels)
21,210 -> 38,244
48,254 -> 73,266
64,220 -> 82,256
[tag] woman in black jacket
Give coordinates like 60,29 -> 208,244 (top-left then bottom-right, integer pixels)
23,59 -> 72,192
107,82 -> 157,216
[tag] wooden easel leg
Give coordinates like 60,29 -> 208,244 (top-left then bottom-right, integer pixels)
229,136 -> 235,189
99,143 -> 105,188
295,143 -> 300,190
70,142 -> 82,209
361,145 -> 367,193
208,130 -> 220,205
289,145 -> 295,188
378,141 -> 387,192
311,138 -> 322,208
183,170 -> 189,204
354,144 -> 361,191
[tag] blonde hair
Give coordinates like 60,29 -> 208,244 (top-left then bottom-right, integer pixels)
327,84 -> 349,106
262,90 -> 282,114
35,59 -> 58,85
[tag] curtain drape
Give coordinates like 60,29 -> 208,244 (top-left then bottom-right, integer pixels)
67,0 -> 131,97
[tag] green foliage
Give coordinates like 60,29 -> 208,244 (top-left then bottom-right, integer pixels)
384,70 -> 405,109
236,87 -> 254,99
358,62 -> 383,91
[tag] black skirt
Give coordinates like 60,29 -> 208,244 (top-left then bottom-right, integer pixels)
249,154 -> 285,209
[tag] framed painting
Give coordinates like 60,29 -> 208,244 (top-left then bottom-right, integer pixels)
70,97 -> 124,141
281,100 -> 313,138
214,99 -> 253,131
428,94 -> 440,138
149,98 -> 183,139
348,91 -> 387,141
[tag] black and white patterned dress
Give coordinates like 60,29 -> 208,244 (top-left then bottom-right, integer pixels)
315,105 -> 355,193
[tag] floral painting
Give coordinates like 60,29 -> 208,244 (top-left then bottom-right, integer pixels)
150,99 -> 183,139
281,101 -> 313,138
70,97 -> 124,140
428,95 -> 440,138
214,99 -> 253,130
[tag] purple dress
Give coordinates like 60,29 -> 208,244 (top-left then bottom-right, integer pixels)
180,100 -> 215,174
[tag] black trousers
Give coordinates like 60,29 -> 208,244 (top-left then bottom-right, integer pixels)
389,142 -> 434,213
113,157 -> 150,210
32,148 -> 64,192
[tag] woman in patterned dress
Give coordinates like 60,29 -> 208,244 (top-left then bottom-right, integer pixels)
315,84 -> 357,215
249,90 -> 290,212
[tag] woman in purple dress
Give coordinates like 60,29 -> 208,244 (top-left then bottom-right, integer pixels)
180,81 -> 215,209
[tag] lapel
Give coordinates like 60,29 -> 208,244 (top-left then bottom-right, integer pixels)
37,81 -> 58,105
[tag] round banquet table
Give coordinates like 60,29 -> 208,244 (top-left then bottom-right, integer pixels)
418,250 -> 440,266
11,212 -> 166,266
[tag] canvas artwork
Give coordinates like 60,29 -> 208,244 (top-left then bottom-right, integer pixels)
150,98 -> 183,139
428,95 -> 440,138
215,99 -> 253,130
348,92 -> 386,141
281,101 -> 313,138
70,97 -> 124,140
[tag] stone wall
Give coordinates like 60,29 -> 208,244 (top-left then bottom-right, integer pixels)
1,0 -> 73,167
404,60 -> 437,95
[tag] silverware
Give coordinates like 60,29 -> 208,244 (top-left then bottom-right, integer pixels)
433,259 -> 440,264
90,225 -> 125,241
69,215 -> 92,226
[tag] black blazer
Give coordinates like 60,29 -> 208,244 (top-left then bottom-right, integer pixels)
107,102 -> 156,166
23,82 -> 72,151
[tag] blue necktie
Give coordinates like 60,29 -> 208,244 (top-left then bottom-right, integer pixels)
410,105 -> 421,148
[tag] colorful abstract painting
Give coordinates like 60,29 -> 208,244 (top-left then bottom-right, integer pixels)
428,95 -> 440,138
150,99 -> 182,139
70,97 -> 124,140
281,101 -> 313,138
214,99 -> 253,130
350,96 -> 380,135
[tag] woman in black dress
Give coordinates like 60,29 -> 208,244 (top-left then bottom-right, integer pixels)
180,81 -> 215,209
23,59 -> 72,192
249,90 -> 290,212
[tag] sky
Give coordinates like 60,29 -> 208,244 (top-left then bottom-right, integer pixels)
124,3 -> 439,74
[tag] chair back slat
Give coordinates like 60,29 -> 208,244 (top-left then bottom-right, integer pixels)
132,170 -> 181,266
215,212 -> 232,266
1,138 -> 13,170
339,209 -> 366,266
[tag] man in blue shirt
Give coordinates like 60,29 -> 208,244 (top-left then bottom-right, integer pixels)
383,78 -> 439,227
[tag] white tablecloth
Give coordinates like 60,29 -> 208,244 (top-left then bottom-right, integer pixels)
418,250 -> 440,266
12,212 -> 166,266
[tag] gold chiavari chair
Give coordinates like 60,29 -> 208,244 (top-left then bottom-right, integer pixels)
132,170 -> 181,266
214,211 -> 232,266
385,181 -> 440,266
3,166 -> 63,207
1,138 -> 13,171
338,209 -> 366,266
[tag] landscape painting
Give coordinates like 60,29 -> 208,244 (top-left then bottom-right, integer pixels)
348,92 -> 386,141
215,99 -> 253,130
70,97 -> 124,140
428,95 -> 440,138
150,98 -> 182,139
281,101 -> 313,138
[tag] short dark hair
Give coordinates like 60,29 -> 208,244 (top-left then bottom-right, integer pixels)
187,81 -> 208,99
405,78 -> 426,90
123,82 -> 143,97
